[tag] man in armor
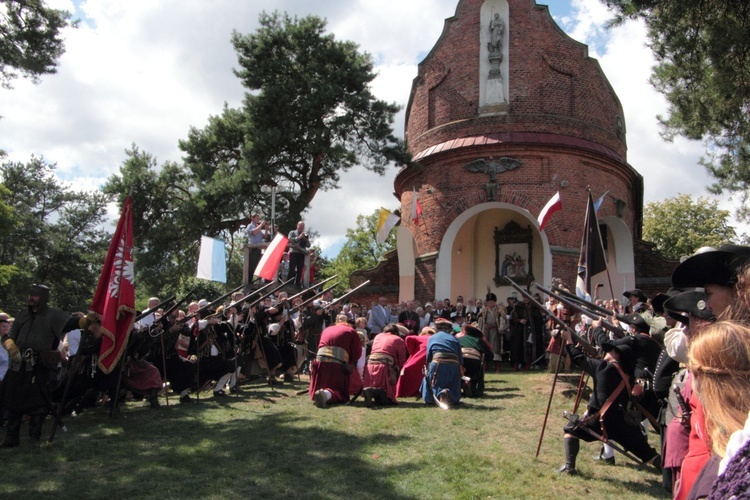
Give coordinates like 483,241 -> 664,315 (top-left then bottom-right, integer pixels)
1,284 -> 69,447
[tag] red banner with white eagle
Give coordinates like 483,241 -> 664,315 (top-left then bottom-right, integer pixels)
90,197 -> 136,374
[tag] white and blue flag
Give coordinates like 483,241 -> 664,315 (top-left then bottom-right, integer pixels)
197,236 -> 227,283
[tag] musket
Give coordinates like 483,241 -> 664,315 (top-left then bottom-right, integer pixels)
503,276 -> 594,459
135,295 -> 176,322
287,281 -> 341,315
562,411 -> 660,472
183,283 -> 244,322
506,278 -> 597,357
324,280 -> 371,312
285,275 -> 338,304
552,285 -> 616,318
159,288 -> 197,324
534,282 -> 627,340
227,278 -> 294,313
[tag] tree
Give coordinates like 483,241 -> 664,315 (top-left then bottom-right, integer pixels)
0,0 -> 74,89
102,145 -> 246,299
0,156 -> 110,313
320,209 -> 397,295
180,11 -> 410,234
642,194 -> 737,260
600,1 -> 750,220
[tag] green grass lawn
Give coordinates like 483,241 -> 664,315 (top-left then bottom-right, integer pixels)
1,371 -> 667,499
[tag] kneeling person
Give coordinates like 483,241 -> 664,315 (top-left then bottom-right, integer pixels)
458,324 -> 493,397
362,324 -> 407,407
421,318 -> 463,408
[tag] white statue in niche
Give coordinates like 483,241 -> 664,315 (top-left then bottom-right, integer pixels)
485,12 -> 505,104
488,13 -> 504,56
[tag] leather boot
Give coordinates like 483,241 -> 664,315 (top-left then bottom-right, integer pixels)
148,388 -> 161,409
0,413 -> 21,448
28,414 -> 45,445
559,437 -> 579,475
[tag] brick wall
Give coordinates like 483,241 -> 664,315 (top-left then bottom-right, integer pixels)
406,0 -> 626,159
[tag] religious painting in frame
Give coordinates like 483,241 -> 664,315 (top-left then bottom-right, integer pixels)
494,220 -> 534,287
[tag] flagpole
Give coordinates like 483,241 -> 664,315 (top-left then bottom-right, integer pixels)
589,187 -> 617,303
412,186 -> 429,238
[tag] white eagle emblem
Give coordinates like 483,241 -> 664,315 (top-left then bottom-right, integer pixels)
109,235 -> 134,298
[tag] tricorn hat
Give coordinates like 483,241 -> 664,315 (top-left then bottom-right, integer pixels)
602,342 -> 636,374
663,289 -> 716,325
618,313 -> 650,334
672,244 -> 750,288
623,289 -> 647,302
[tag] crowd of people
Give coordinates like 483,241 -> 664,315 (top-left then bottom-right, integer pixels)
550,244 -> 750,500
2,243 -> 750,500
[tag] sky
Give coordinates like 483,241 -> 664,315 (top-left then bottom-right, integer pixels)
0,0 -> 742,258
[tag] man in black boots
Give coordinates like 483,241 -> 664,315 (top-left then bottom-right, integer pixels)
558,325 -> 661,475
1,284 -> 69,447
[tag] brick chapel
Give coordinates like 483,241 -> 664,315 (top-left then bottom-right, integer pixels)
352,0 -> 676,305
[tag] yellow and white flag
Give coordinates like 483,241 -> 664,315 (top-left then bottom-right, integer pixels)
376,208 -> 400,244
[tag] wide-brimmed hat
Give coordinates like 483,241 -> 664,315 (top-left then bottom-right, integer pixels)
672,244 -> 750,288
618,313 -> 650,334
623,289 -> 647,302
602,342 -> 635,373
663,289 -> 716,325
651,289 -> 681,315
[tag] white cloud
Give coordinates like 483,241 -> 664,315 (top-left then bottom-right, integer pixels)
1,0 -> 746,267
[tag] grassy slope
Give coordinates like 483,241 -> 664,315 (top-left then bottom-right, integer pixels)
1,372 -> 666,499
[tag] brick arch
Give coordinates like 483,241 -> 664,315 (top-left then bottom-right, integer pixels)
433,186 -> 538,244
434,201 -> 552,299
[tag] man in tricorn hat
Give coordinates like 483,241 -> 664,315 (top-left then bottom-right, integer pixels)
623,289 -> 648,314
558,327 -> 660,475
1,284 -> 69,447
671,244 -> 750,317
477,292 -> 507,372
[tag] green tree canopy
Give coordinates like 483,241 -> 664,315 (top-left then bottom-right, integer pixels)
0,156 -> 109,313
102,145 -> 246,299
0,0 -> 74,89
107,13 -> 409,294
180,11 -> 409,233
642,193 -> 737,260
320,209 -> 397,296
601,1 -> 750,220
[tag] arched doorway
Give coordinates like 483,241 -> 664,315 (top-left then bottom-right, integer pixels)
435,202 -> 552,301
